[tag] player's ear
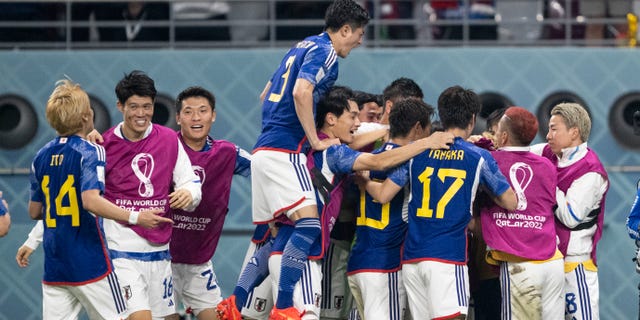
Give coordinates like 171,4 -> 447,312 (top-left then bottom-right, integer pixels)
211,110 -> 217,124
340,24 -> 352,37
175,114 -> 180,126
326,112 -> 337,126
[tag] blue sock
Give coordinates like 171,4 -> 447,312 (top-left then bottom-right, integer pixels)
233,239 -> 273,312
276,217 -> 321,309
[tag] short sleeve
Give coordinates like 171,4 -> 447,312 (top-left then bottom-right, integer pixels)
326,144 -> 361,174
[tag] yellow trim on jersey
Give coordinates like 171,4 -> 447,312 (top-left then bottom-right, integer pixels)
486,249 -> 564,266
564,259 -> 598,273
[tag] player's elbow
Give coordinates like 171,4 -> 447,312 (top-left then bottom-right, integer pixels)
498,189 -> 518,211
0,217 -> 9,237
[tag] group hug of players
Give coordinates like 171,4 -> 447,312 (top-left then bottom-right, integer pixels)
15,0 -> 608,320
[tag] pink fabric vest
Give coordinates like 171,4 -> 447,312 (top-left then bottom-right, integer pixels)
481,150 -> 558,260
170,137 -> 236,264
103,125 -> 179,244
542,145 -> 608,264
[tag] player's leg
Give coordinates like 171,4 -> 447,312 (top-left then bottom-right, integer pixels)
42,284 -> 83,320
564,263 -> 599,320
112,258 -> 153,320
71,271 -> 128,320
250,150 -> 319,313
172,261 -> 222,320
427,261 -> 469,320
540,259 -> 564,319
402,262 -> 432,319
240,240 -> 274,319
320,239 -> 354,320
347,271 -> 405,319
269,254 -> 322,319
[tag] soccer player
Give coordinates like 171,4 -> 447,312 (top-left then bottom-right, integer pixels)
480,106 -> 564,319
530,102 -> 609,320
0,191 -> 10,237
248,0 -> 369,317
99,71 -> 202,320
347,98 -> 435,319
218,86 -> 454,320
363,85 -> 518,319
29,79 -> 170,320
168,86 -> 251,320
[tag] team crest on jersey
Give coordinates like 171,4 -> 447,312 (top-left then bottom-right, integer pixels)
192,165 -> 206,185
123,285 -> 132,300
132,153 -> 155,197
314,293 -> 322,308
254,298 -> 267,312
334,295 -> 344,309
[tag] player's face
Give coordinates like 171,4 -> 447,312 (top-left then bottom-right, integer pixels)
358,101 -> 382,123
546,114 -> 577,155
335,100 -> 361,144
337,26 -> 365,58
118,95 -> 154,141
493,117 -> 508,149
177,96 -> 215,143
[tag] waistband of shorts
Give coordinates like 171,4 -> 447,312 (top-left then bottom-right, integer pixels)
109,249 -> 171,261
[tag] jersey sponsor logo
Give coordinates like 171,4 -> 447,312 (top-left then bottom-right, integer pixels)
314,293 -> 322,308
192,165 -> 206,185
254,297 -> 267,312
509,162 -> 533,210
131,153 -> 155,197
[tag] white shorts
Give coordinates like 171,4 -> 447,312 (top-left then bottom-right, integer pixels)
320,240 -> 353,319
564,264 -> 599,320
348,270 -> 406,320
42,272 -> 127,320
403,260 -> 469,319
112,258 -> 175,318
172,261 -> 222,316
252,150 -> 317,223
499,259 -> 564,320
240,241 -> 273,320
269,254 -> 322,319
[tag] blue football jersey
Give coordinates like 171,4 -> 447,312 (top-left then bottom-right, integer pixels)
389,137 -> 510,264
348,143 -> 408,273
254,32 -> 339,153
30,135 -> 112,285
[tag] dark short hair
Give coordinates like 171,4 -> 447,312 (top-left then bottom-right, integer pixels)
382,77 -> 423,104
389,98 -> 434,139
316,85 -> 354,128
175,86 -> 216,113
437,85 -> 481,130
353,90 -> 381,110
115,70 -> 157,105
324,0 -> 369,32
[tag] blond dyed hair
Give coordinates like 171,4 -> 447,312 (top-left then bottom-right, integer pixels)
46,79 -> 91,136
550,102 -> 591,143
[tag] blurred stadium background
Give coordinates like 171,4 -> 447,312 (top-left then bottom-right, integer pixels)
2,1 -> 640,318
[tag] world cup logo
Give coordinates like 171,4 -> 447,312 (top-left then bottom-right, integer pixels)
193,165 -> 206,185
509,162 -> 533,211
132,153 -> 155,197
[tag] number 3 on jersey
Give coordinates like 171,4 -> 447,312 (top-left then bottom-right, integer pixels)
268,56 -> 296,103
416,167 -> 466,219
42,174 -> 80,228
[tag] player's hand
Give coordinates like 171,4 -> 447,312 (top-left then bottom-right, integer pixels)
86,129 -> 104,144
353,171 -> 370,190
467,134 -> 483,143
424,131 -> 454,149
169,189 -> 193,210
16,245 -> 34,268
310,138 -> 340,151
136,209 -> 174,229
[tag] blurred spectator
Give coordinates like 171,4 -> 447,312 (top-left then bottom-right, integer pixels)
495,0 -> 544,43
95,2 -> 170,42
366,0 -> 417,41
541,0 -> 585,41
0,2 -> 63,42
173,1 -> 230,41
429,0 -> 498,40
228,0 -> 269,43
580,0 -> 631,46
